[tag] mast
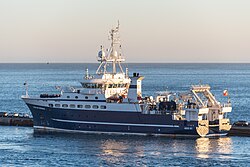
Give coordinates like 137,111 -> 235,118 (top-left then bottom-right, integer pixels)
24,81 -> 29,97
96,21 -> 125,75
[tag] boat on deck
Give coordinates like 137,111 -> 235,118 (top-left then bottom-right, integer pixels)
21,23 -> 232,137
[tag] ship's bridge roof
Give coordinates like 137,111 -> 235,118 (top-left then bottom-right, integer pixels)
82,73 -> 131,84
81,78 -> 131,84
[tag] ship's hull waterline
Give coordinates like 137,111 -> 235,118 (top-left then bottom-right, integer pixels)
27,104 -> 228,137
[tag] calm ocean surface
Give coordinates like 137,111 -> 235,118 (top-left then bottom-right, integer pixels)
0,63 -> 250,166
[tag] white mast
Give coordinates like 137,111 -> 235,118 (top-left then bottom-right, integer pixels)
24,81 -> 29,97
96,21 -> 125,75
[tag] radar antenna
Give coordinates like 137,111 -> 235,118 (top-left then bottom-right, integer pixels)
96,21 -> 125,75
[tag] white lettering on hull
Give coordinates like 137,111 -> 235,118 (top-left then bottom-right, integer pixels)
52,118 -> 179,128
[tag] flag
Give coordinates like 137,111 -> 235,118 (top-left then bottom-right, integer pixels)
223,90 -> 228,96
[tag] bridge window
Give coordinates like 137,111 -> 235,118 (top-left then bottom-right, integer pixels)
97,84 -> 102,88
82,83 -> 103,89
107,84 -> 126,88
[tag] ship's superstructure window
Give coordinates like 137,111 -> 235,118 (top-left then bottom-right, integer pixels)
82,83 -> 103,89
62,104 -> 68,108
85,96 -> 88,99
70,104 -> 75,108
67,96 -> 70,98
100,105 -> 107,109
95,97 -> 98,99
93,105 -> 99,109
48,104 -> 53,107
107,84 -> 127,88
77,105 -> 83,108
85,105 -> 91,109
55,104 -> 60,107
75,96 -> 78,99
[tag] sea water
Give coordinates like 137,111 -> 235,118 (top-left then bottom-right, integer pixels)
0,63 -> 249,166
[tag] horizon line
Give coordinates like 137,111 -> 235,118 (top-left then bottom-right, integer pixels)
1,61 -> 250,64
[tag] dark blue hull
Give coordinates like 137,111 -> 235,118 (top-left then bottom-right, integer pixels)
27,104 -> 200,136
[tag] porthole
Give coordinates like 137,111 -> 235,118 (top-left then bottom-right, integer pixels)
85,96 -> 88,99
62,104 -> 68,107
93,105 -> 99,109
67,96 -> 70,98
70,104 -> 75,108
100,105 -> 107,109
77,105 -> 83,108
55,104 -> 60,107
95,96 -> 98,99
85,105 -> 91,109
75,96 -> 78,99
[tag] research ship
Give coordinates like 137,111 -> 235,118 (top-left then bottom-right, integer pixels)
22,23 -> 232,137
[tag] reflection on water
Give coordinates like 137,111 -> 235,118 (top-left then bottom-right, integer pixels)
33,130 -> 234,164
216,137 -> 233,158
100,139 -> 126,164
0,125 -> 248,166
196,137 -> 232,159
99,138 -> 147,166
196,138 -> 211,159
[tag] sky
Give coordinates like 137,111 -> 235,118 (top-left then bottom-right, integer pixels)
0,0 -> 250,63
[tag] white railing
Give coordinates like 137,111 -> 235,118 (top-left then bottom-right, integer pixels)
223,103 -> 232,107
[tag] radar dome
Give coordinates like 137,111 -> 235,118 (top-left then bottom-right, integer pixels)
98,50 -> 106,60
110,50 -> 118,59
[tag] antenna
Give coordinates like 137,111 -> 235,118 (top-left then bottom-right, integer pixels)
125,68 -> 128,78
96,22 -> 125,75
117,20 -> 120,29
24,81 -> 29,97
85,68 -> 89,79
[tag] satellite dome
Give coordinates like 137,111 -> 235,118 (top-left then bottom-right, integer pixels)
98,50 -> 106,60
110,50 -> 118,58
